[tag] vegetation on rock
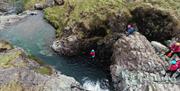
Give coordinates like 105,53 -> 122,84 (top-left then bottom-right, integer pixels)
23,0 -> 46,10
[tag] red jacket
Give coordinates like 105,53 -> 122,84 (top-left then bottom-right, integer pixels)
168,64 -> 178,71
176,60 -> 180,69
90,52 -> 95,56
170,43 -> 180,52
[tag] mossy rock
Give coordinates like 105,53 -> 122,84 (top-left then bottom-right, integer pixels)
0,50 -> 22,68
0,40 -> 13,51
23,0 -> 46,10
131,7 -> 180,42
34,66 -> 53,75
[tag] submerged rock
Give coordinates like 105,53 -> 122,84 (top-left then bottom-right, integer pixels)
0,41 -> 84,91
110,32 -> 180,91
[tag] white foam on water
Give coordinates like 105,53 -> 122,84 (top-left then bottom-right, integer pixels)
82,77 -> 109,91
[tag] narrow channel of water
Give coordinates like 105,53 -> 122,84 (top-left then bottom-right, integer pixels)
0,11 -> 110,91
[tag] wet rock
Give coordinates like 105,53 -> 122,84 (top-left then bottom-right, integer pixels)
110,32 -> 180,91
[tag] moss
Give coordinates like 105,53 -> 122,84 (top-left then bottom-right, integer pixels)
27,54 -> 45,65
23,0 -> 46,10
35,66 -> 53,75
0,81 -> 23,91
0,50 -> 22,68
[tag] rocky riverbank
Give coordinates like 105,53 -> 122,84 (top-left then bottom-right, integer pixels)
0,40 -> 84,91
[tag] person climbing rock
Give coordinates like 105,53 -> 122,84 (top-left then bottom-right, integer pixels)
174,59 -> 180,78
90,49 -> 95,59
164,59 -> 178,77
127,24 -> 136,36
165,42 -> 180,58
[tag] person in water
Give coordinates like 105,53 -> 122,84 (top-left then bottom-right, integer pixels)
127,24 -> 136,36
166,42 -> 180,58
164,58 -> 178,77
90,49 -> 95,59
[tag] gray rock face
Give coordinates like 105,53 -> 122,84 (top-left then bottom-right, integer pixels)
0,0 -> 12,13
110,32 -> 180,91
0,41 -> 83,91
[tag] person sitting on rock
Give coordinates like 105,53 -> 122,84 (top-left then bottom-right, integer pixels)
165,42 -> 180,58
164,59 -> 178,77
90,49 -> 95,59
127,24 -> 136,36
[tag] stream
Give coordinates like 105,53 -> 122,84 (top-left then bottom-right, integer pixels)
0,11 -> 110,91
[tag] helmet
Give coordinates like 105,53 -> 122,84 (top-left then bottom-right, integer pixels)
128,24 -> 131,28
175,42 -> 180,46
170,60 -> 176,65
91,49 -> 95,52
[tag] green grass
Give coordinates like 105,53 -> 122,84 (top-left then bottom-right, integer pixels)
44,0 -> 180,38
44,0 -> 126,38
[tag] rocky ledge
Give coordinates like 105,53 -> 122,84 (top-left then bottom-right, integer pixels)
110,32 -> 180,91
0,40 -> 83,91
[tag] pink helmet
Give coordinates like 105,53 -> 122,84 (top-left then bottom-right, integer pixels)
128,24 -> 131,28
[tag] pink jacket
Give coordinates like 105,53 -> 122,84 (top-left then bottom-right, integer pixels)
170,43 -> 180,52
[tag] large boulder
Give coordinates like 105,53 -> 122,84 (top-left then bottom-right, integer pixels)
110,32 -> 180,91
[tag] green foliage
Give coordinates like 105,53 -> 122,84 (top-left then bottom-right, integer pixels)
44,0 -> 125,37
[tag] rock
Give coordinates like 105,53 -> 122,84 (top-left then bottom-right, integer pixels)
34,3 -> 44,10
151,41 -> 168,53
0,12 -> 27,30
0,0 -> 12,13
0,41 -> 84,91
0,40 -> 12,51
110,32 -> 180,91
54,0 -> 64,5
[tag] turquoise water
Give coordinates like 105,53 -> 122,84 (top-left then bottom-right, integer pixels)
0,11 -> 110,90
